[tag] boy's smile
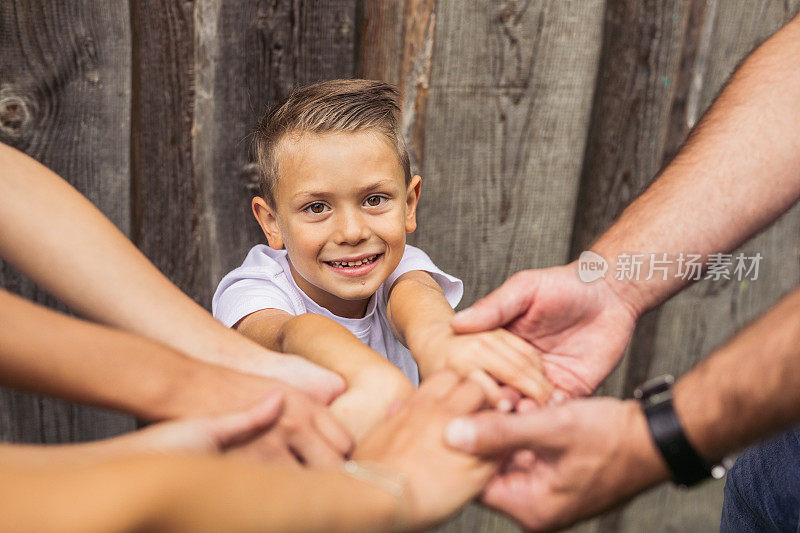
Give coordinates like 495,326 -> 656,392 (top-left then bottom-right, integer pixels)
252,130 -> 421,319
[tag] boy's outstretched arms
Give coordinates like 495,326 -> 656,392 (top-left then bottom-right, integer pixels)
236,309 -> 414,441
387,271 -> 552,406
0,287 -> 352,466
0,142 -> 344,403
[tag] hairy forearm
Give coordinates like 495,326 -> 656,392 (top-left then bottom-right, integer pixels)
0,143 -> 276,372
592,14 -> 800,313
0,455 -> 399,533
674,285 -> 800,462
388,272 -> 454,378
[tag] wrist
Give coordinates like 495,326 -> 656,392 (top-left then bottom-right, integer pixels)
406,323 -> 452,378
339,461 -> 410,531
620,400 -> 672,489
405,319 -> 452,350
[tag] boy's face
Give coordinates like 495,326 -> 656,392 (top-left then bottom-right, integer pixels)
253,130 -> 421,318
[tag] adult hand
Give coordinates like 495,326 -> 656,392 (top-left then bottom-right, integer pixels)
235,351 -> 346,405
175,367 -> 353,466
113,391 -> 286,455
354,371 -> 500,531
451,264 -> 640,397
445,398 -> 669,531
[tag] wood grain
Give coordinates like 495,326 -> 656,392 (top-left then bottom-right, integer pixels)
420,1 -> 604,529
358,0 -> 436,173
0,0 -> 135,443
193,0 -> 358,302
410,0 -> 604,310
570,1 -> 800,531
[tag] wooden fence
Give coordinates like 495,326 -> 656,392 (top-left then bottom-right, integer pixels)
2,1 -> 799,531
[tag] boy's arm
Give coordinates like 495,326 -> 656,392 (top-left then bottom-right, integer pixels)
237,310 -> 414,441
387,271 -> 552,406
0,143 -> 342,402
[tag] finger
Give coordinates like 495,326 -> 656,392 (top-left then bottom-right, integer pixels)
473,342 -> 552,406
493,332 -> 552,396
312,408 -> 354,456
497,386 -> 522,411
209,391 -> 285,450
467,369 -> 508,410
516,398 -> 539,413
414,370 -> 461,403
451,273 -> 535,333
445,409 -> 563,455
498,330 -> 544,372
247,434 -> 302,465
507,449 -> 536,471
444,377 -> 489,414
480,472 -> 538,516
289,431 -> 347,467
251,440 -> 300,465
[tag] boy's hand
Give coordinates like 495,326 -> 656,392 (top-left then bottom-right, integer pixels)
330,364 -> 415,443
415,326 -> 553,408
450,264 -> 639,397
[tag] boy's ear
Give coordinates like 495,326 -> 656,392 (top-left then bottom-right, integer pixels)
252,196 -> 284,249
405,174 -> 422,233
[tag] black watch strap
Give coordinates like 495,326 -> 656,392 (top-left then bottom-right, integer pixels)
635,375 -> 713,487
643,394 -> 711,487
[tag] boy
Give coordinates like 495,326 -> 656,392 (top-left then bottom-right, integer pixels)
213,79 -> 551,440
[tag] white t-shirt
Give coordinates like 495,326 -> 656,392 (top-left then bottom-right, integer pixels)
212,244 -> 463,386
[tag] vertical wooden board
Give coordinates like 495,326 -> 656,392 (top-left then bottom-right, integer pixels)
130,0 -> 207,304
580,1 -> 800,532
193,0 -> 358,297
357,0 -> 404,84
0,1 -> 135,442
411,0 -> 605,311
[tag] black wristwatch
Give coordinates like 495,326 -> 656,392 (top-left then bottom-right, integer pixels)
634,375 -> 731,488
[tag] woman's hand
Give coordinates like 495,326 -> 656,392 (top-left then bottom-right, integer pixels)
115,391 -> 286,455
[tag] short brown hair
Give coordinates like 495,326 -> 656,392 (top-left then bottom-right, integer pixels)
253,79 -> 411,206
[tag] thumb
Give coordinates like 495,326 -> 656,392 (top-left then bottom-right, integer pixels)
451,272 -> 536,333
445,410 -> 557,456
209,391 -> 285,451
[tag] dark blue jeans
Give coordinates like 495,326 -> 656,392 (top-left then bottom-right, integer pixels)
720,427 -> 800,532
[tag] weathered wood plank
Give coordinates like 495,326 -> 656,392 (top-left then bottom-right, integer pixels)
410,0 -> 604,310
0,0 -> 135,443
193,0 -> 359,299
571,1 -> 800,531
130,0 -> 206,305
406,2 -> 603,532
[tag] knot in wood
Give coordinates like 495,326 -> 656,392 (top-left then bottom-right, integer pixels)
0,89 -> 32,137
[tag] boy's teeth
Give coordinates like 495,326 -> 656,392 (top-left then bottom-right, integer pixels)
330,254 -> 378,268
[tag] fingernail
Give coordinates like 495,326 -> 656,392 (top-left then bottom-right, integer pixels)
548,390 -> 567,407
497,399 -> 512,412
445,418 -> 476,450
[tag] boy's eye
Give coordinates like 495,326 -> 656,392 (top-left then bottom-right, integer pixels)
364,195 -> 386,207
304,202 -> 328,214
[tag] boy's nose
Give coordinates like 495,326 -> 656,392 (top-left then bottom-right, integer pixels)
333,209 -> 371,245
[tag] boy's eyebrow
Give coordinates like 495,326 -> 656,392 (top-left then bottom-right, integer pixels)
292,179 -> 399,201
355,179 -> 399,195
